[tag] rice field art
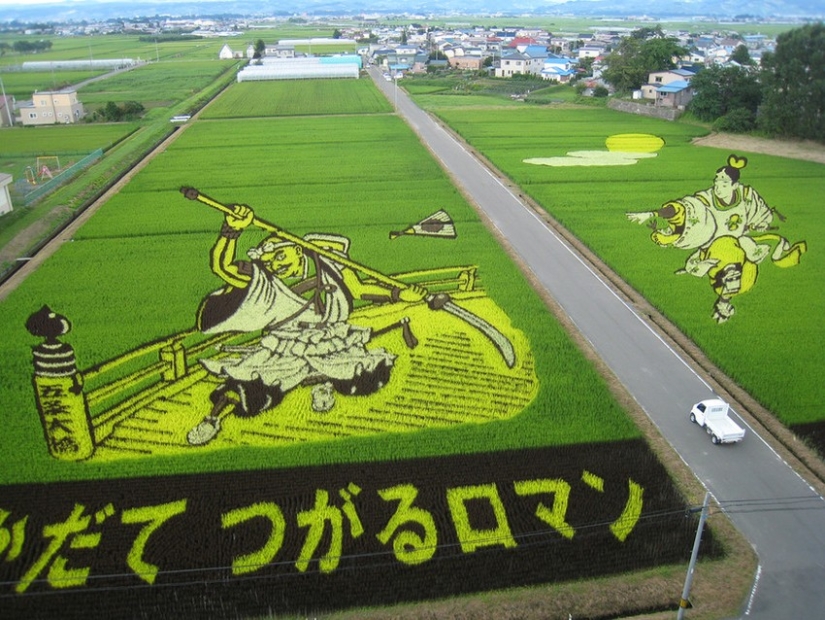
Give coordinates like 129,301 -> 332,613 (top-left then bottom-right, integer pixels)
0,99 -> 710,618
2,183 -> 706,619
26,187 -> 534,462
625,152 -> 807,323
524,134 -> 808,325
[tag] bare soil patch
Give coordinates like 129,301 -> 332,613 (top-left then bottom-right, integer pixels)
692,132 -> 825,164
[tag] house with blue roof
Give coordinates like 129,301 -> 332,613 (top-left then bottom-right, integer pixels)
540,54 -> 578,83
641,68 -> 696,108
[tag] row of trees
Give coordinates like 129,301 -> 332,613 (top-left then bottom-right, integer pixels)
690,23 -> 825,142
89,101 -> 145,122
0,39 -> 53,55
601,26 -> 687,94
602,24 -> 825,143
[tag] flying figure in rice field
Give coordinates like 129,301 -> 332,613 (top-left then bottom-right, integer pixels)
186,198 -> 430,446
626,154 -> 807,323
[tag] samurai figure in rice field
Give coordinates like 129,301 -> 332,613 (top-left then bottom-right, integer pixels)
187,203 -> 428,446
626,154 -> 807,323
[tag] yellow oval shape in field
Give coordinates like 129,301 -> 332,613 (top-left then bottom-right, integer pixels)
605,133 -> 665,153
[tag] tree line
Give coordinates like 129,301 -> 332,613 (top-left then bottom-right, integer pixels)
0,40 -> 53,55
602,23 -> 825,143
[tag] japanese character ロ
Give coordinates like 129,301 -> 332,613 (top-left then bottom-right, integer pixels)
446,483 -> 517,554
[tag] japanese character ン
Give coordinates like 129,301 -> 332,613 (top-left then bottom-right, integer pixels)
16,503 -> 113,593
121,499 -> 187,584
221,502 -> 286,575
296,483 -> 363,574
581,470 -> 644,542
376,484 -> 437,565
446,483 -> 516,554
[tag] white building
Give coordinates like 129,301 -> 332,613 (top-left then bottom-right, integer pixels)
0,173 -> 13,215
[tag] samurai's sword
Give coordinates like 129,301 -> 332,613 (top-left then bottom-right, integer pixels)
181,187 -> 516,367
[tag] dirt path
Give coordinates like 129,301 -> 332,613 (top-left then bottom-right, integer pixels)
693,131 -> 825,164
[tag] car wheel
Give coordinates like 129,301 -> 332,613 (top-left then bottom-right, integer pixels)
711,434 -> 720,445
690,413 -> 696,423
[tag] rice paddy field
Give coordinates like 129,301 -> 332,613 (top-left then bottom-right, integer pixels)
423,100 -> 824,449
0,76 -> 721,618
0,39 -> 243,274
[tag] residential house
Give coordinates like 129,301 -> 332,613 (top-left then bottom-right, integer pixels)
641,68 -> 696,108
577,44 -> 606,60
495,51 -> 543,77
218,44 -> 244,59
641,68 -> 695,97
445,46 -> 484,71
653,81 -> 694,108
520,44 -> 550,62
387,45 -> 421,68
18,89 -> 85,126
549,36 -> 576,54
540,54 -> 578,83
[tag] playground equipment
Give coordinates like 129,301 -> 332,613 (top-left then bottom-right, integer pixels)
25,156 -> 61,185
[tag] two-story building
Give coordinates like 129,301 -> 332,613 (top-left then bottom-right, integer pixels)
18,89 -> 85,126
495,51 -> 544,78
444,46 -> 484,71
641,68 -> 696,108
540,54 -> 578,83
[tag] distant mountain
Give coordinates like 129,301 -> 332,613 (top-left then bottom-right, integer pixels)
0,0 -> 822,23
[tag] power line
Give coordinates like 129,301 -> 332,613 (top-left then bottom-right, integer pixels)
5,495 -> 821,599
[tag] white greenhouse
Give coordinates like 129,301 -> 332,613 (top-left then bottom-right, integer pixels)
22,59 -> 137,71
237,57 -> 361,82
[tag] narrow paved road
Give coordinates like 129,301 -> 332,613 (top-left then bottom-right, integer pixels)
369,66 -> 825,619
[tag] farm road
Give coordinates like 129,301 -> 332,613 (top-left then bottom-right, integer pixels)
368,65 -> 825,619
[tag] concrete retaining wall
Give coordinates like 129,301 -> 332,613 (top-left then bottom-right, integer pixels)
608,99 -> 682,121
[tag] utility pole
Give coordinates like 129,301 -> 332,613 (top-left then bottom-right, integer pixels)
0,76 -> 14,126
678,492 -> 710,619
